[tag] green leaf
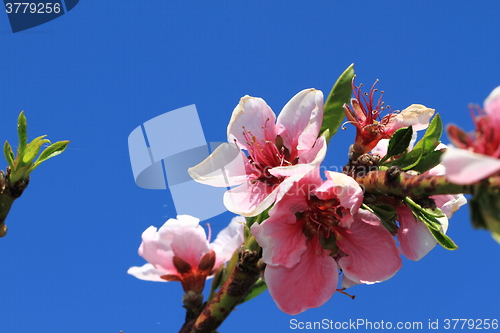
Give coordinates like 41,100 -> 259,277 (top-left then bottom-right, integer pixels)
22,135 -> 50,164
381,115 -> 443,171
4,141 -> 15,168
239,279 -> 267,305
470,185 -> 500,242
412,114 -> 442,154
381,126 -> 413,163
17,111 -> 28,155
414,210 -> 442,231
363,204 -> 398,234
405,197 -> 444,218
319,64 -> 354,143
363,203 -> 397,222
32,140 -> 69,170
383,146 -> 423,170
427,227 -> 458,250
411,149 -> 444,173
404,197 -> 457,250
245,205 -> 271,228
469,195 -> 487,230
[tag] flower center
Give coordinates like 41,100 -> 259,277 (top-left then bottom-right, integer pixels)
240,119 -> 293,186
471,107 -> 500,158
346,80 -> 390,129
297,195 -> 344,255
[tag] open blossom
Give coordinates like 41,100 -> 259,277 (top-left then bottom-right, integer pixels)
188,89 -> 326,217
251,169 -> 401,315
442,86 -> 500,184
345,80 -> 434,154
127,215 -> 244,293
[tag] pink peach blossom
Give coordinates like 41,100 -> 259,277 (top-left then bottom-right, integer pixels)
127,215 -> 244,293
442,86 -> 500,184
189,89 -> 326,217
251,170 -> 401,314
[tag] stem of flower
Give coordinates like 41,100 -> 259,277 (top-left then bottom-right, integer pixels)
179,291 -> 205,333
189,238 -> 261,333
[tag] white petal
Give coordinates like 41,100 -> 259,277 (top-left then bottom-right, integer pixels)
390,104 -> 435,131
223,181 -> 278,217
188,143 -> 248,187
341,274 -> 359,289
158,216 -> 210,269
137,226 -> 175,271
484,86 -> 500,112
210,216 -> 245,267
127,264 -> 168,282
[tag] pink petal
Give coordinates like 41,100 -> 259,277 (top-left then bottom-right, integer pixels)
320,171 -> 363,216
252,203 -> 308,268
210,216 -> 245,268
127,263 -> 169,282
337,210 -> 401,284
441,146 -> 500,184
223,181 -> 278,217
252,169 -> 319,267
276,89 -> 324,152
396,206 -> 438,261
298,136 -> 327,164
188,143 -> 249,187
372,139 -> 389,157
273,168 -> 322,206
270,137 -> 326,177
264,237 -> 338,315
138,226 -> 176,273
160,216 -> 210,269
227,96 -> 277,150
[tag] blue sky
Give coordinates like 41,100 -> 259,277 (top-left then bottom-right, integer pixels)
0,1 -> 499,332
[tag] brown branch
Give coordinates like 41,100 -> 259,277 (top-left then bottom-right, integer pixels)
189,248 -> 261,333
0,168 -> 29,237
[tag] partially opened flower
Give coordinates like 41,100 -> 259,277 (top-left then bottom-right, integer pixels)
442,86 -> 500,184
251,170 -> 401,315
372,139 -> 466,261
397,167 -> 466,261
127,215 -> 244,294
345,80 -> 434,155
189,89 -> 326,217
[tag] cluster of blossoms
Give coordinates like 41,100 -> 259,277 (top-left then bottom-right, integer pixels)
187,83 -> 467,314
128,68 -> 500,329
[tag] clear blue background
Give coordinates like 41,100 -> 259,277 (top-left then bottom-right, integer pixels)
0,1 -> 499,332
